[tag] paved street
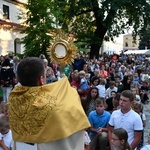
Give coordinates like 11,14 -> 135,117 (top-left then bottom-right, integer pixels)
143,92 -> 150,145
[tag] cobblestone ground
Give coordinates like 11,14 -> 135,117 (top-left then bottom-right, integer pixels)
143,93 -> 150,145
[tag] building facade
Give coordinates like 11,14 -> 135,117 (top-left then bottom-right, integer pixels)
102,41 -> 123,55
0,0 -> 27,55
0,0 -> 124,56
123,34 -> 140,51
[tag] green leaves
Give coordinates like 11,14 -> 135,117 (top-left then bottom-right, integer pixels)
20,0 -> 150,57
20,0 -> 56,57
139,27 -> 150,49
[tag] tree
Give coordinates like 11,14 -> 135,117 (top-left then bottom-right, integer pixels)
55,0 -> 150,58
21,0 -> 150,58
20,0 -> 58,57
139,28 -> 150,49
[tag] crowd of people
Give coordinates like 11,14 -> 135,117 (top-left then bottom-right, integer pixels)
70,53 -> 150,150
0,52 -> 149,150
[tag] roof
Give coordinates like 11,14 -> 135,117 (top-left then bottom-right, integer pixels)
124,50 -> 150,54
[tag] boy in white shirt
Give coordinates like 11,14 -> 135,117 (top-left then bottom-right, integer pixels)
106,81 -> 117,98
96,79 -> 106,98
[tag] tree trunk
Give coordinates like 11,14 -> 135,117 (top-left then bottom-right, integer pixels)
90,44 -> 101,59
89,21 -> 106,59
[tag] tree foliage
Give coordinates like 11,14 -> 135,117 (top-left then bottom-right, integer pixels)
21,0 -> 58,57
139,28 -> 150,49
55,0 -> 150,58
21,0 -> 150,58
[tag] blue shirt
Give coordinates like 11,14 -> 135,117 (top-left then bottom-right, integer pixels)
88,110 -> 111,136
79,78 -> 88,90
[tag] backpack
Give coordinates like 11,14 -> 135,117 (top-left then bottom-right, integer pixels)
0,67 -> 14,87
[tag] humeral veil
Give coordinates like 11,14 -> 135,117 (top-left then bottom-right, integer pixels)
8,77 -> 90,143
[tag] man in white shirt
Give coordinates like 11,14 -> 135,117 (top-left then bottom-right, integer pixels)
108,90 -> 143,150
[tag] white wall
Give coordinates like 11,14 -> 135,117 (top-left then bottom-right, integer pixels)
0,0 -> 26,55
102,41 -> 123,55
123,34 -> 140,50
0,29 -> 25,55
0,0 -> 26,23
18,0 -> 28,3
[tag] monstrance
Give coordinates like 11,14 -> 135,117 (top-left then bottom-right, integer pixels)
47,31 -> 78,76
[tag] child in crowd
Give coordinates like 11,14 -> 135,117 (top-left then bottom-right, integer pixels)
140,69 -> 149,82
133,72 -> 140,86
88,97 -> 111,150
130,87 -> 141,104
112,93 -> 121,111
0,115 -> 13,150
111,128 -> 131,150
105,91 -> 121,113
78,70 -> 89,91
85,73 -> 91,85
96,78 -> 106,98
46,67 -> 56,84
0,102 -> 8,116
114,76 -> 124,93
105,81 -> 118,98
105,91 -> 117,113
140,81 -> 149,104
134,103 -> 146,127
134,103 -> 146,150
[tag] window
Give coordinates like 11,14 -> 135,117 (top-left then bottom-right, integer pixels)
14,38 -> 21,54
125,42 -> 128,47
3,5 -> 9,19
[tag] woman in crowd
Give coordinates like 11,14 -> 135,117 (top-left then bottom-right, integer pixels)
82,87 -> 99,116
